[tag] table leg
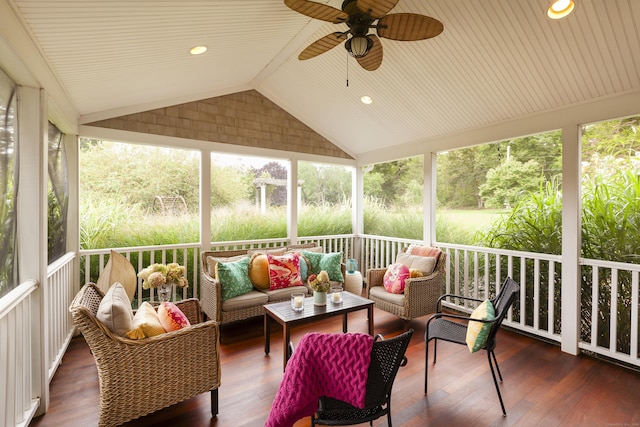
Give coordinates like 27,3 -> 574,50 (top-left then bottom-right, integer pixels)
264,313 -> 270,355
283,324 -> 290,371
368,305 -> 374,336
343,313 -> 348,333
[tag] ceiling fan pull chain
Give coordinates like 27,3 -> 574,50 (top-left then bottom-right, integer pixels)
346,52 -> 349,87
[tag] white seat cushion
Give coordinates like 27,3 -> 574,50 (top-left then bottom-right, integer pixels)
221,290 -> 268,311
370,286 -> 405,306
262,285 -> 309,302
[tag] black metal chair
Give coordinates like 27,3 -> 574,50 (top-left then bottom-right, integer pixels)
424,277 -> 520,416
310,329 -> 413,427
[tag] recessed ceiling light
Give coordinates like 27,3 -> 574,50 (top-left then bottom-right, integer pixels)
361,95 -> 373,105
190,46 -> 207,55
547,0 -> 575,20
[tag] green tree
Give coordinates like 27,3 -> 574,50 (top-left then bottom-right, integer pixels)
479,159 -> 541,208
299,162 -> 352,206
364,157 -> 423,208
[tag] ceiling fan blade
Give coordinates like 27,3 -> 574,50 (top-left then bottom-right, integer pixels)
285,0 -> 348,23
299,33 -> 346,60
356,35 -> 383,71
356,0 -> 399,19
377,13 -> 444,41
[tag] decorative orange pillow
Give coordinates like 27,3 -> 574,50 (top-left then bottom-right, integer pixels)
249,253 -> 271,290
409,269 -> 423,278
157,301 -> 191,332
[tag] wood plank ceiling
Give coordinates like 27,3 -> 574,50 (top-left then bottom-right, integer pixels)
9,0 -> 640,158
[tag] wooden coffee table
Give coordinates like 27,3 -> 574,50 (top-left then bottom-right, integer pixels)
264,292 -> 375,370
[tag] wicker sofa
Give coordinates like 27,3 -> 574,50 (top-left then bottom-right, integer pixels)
366,247 -> 447,323
69,283 -> 221,427
201,243 -> 345,324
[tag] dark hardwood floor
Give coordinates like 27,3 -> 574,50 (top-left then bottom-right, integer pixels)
31,307 -> 640,427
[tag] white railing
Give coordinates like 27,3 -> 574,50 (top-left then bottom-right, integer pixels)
81,243 -> 201,307
78,235 -> 356,307
46,252 -> 77,382
75,235 -> 640,369
358,234 -> 640,369
0,280 -> 40,427
579,258 -> 640,366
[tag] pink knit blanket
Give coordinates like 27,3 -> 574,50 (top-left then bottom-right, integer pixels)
265,332 -> 374,427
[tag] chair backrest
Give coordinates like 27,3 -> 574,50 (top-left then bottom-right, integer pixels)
363,329 -> 413,407
485,277 -> 520,350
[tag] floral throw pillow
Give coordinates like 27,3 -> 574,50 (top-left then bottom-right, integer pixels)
301,250 -> 344,282
268,253 -> 304,290
158,301 -> 191,332
216,257 -> 253,301
383,263 -> 411,294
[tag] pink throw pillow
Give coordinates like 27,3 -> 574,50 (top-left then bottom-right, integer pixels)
268,253 -> 303,290
157,301 -> 191,332
383,263 -> 411,294
406,244 -> 442,260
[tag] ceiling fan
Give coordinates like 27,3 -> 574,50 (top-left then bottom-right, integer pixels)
284,0 -> 444,71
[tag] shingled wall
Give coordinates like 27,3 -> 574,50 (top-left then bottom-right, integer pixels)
86,90 -> 352,160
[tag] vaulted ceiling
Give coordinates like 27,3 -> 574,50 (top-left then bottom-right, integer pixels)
4,0 -> 640,161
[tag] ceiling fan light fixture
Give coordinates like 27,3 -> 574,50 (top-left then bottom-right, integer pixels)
547,0 -> 575,20
345,36 -> 373,58
360,95 -> 373,105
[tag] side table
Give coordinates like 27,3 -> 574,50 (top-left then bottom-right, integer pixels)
344,271 -> 363,296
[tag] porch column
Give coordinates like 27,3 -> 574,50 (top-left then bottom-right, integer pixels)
200,150 -> 211,252
17,86 -> 49,415
561,124 -> 581,355
423,152 -> 437,244
288,160 -> 299,245
65,133 -> 80,297
353,164 -> 364,263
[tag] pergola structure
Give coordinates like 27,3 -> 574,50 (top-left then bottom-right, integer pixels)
1,0 -> 640,425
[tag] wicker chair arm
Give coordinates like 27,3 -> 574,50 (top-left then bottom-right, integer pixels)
200,269 -> 222,322
365,268 -> 387,295
402,274 -> 443,319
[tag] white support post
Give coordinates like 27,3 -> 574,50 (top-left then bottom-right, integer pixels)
200,151 -> 211,251
561,124 -> 581,355
353,165 -> 364,262
17,86 -> 49,415
260,184 -> 267,215
288,160 -> 298,245
424,152 -> 437,244
65,134 -> 80,297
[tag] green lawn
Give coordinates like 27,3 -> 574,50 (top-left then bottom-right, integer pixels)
438,209 -> 506,235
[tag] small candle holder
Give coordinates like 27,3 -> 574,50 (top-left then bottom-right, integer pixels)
330,286 -> 343,304
291,293 -> 305,312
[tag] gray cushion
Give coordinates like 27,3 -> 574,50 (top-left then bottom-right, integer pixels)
221,290 -> 268,311
370,286 -> 405,306
396,252 -> 436,275
262,285 -> 309,302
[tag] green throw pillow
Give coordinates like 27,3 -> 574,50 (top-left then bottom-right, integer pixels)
465,299 -> 495,353
216,257 -> 253,301
301,250 -> 344,282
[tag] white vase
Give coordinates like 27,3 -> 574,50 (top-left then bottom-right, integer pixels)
313,291 -> 327,306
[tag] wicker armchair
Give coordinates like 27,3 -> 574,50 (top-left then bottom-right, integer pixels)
69,283 -> 221,427
366,249 -> 447,325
